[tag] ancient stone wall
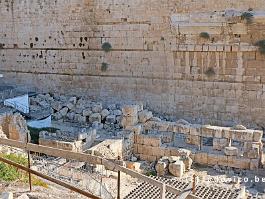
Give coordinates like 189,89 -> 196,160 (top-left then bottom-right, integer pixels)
1,0 -> 265,126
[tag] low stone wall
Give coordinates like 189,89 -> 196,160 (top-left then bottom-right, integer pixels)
122,105 -> 264,170
39,128 -> 96,152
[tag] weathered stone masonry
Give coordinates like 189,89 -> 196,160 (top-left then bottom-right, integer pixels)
1,0 -> 265,126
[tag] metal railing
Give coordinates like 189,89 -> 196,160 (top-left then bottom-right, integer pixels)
0,138 -> 187,199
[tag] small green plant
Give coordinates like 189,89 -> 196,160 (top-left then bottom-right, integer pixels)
0,153 -> 48,188
101,62 -> 109,71
101,42 -> 112,52
255,40 -> 265,54
241,12 -> 254,24
199,32 -> 210,39
145,170 -> 157,177
205,67 -> 216,77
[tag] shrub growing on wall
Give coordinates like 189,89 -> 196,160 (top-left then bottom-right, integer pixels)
205,67 -> 216,77
199,32 -> 210,39
101,62 -> 109,71
101,42 -> 112,52
255,40 -> 265,54
241,12 -> 254,24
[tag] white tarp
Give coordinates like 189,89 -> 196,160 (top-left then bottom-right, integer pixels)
27,115 -> 52,129
4,94 -> 30,114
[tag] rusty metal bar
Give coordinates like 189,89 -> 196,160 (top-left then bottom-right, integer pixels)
117,156 -> 121,199
0,156 -> 101,199
26,132 -> 32,192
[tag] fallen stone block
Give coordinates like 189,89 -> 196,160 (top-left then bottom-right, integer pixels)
92,103 -> 103,113
138,110 -> 153,123
121,116 -> 138,127
224,147 -> 238,156
89,113 -> 102,123
125,124 -> 143,134
101,109 -> 110,119
155,159 -> 169,176
122,105 -> 138,116
169,160 -> 185,177
106,115 -> 116,124
83,109 -> 92,117
182,156 -> 193,171
59,107 -> 69,116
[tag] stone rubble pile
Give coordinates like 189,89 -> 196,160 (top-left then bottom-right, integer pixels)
30,93 -> 123,131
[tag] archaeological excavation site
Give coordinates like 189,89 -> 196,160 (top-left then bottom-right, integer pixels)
1,0 -> 265,198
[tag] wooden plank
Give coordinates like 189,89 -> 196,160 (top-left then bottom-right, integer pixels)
177,184 -> 193,199
0,156 -> 101,199
27,143 -> 103,165
0,138 -> 26,149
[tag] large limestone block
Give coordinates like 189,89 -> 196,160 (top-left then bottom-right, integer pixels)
138,110 -> 153,123
59,107 -> 69,116
228,157 -> 250,169
169,160 -> 185,177
125,124 -> 143,134
170,148 -> 191,157
83,109 -> 92,117
231,130 -> 253,142
224,147 -> 238,156
246,146 -> 260,159
223,128 -> 233,139
92,103 -> 103,113
189,124 -> 201,136
106,115 -> 116,124
89,113 -> 102,123
101,109 -> 110,119
143,136 -> 161,147
207,153 -> 219,165
178,124 -> 190,134
194,153 -> 208,165
121,116 -> 138,128
253,130 -> 263,142
182,156 -> 193,171
250,159 -> 259,170
217,154 -> 228,167
213,138 -> 228,151
186,135 -> 200,146
122,105 -> 138,116
155,160 -> 169,176
201,125 -> 214,138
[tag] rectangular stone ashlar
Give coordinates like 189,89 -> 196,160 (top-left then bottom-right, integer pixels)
253,130 -> 263,142
169,160 -> 185,177
213,138 -> 229,151
189,124 -> 201,136
224,146 -> 238,156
